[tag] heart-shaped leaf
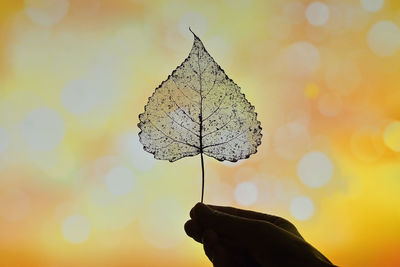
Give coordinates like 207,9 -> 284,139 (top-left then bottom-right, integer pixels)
138,29 -> 262,201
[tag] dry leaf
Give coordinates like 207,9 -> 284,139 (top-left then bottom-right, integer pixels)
138,29 -> 262,201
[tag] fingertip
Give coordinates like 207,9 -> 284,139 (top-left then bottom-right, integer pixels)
192,202 -> 213,221
184,220 -> 192,236
190,202 -> 203,219
184,219 -> 203,243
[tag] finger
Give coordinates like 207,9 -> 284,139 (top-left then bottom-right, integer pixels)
202,229 -> 230,267
208,205 -> 302,238
191,203 -> 279,247
202,229 -> 218,262
184,219 -> 203,243
208,205 -> 281,222
211,245 -> 230,267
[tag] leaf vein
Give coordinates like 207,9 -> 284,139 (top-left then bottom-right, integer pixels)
147,119 -> 200,149
162,111 -> 200,138
171,78 -> 201,106
203,91 -> 229,122
202,116 -> 234,138
203,129 -> 247,149
169,94 -> 201,125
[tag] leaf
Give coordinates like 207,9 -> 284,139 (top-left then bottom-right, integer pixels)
138,29 -> 262,201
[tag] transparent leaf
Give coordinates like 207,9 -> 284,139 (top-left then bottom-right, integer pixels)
138,30 -> 262,163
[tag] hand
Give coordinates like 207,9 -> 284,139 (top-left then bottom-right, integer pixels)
184,203 -> 335,267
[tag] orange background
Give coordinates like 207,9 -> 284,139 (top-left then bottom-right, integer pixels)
0,0 -> 400,266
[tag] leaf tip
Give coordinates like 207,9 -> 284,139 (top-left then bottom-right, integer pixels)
188,27 -> 199,39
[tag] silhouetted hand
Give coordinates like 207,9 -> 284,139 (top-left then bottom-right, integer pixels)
184,203 -> 336,267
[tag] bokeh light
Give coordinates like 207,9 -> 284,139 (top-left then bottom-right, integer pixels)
297,151 -> 333,188
25,0 -> 70,27
285,41 -> 320,77
304,83 -> 319,99
383,121 -> 400,152
61,79 -> 99,115
116,132 -> 156,171
290,196 -> 314,221
306,2 -> 330,26
360,0 -> 384,12
105,167 -> 135,196
1,0 -> 400,266
19,107 -> 65,151
62,214 -> 90,244
234,181 -> 258,206
367,21 -> 400,57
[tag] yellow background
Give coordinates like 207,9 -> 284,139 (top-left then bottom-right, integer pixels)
0,0 -> 400,266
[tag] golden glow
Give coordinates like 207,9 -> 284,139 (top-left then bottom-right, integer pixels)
305,82 -> 320,99
0,0 -> 399,266
383,121 -> 400,152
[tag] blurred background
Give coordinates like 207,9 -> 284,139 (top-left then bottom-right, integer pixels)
0,0 -> 399,266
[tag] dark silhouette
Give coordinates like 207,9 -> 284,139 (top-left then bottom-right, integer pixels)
185,203 -> 336,267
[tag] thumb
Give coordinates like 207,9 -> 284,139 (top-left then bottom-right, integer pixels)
191,203 -> 274,245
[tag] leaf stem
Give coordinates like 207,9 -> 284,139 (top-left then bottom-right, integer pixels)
200,151 -> 205,203
197,46 -> 205,203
